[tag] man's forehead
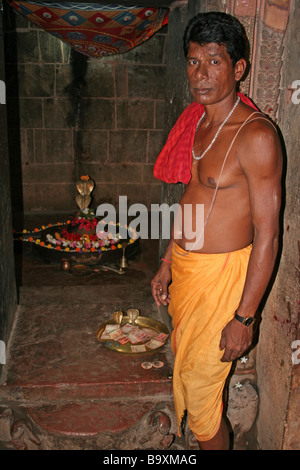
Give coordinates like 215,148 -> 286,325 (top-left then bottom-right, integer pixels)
188,41 -> 228,56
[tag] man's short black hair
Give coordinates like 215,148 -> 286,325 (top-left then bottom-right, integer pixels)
183,11 -> 249,67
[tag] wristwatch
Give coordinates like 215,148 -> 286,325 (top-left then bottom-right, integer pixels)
234,312 -> 255,327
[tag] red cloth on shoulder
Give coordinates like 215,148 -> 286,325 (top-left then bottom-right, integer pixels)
153,92 -> 258,184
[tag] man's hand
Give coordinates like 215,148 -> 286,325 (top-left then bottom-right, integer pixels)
219,318 -> 253,362
151,263 -> 172,307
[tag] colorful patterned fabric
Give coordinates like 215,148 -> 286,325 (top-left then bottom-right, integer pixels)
7,1 -> 169,58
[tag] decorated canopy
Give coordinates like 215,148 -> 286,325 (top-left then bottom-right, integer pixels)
7,1 -> 169,58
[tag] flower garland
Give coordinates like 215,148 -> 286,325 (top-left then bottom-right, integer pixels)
13,219 -> 138,254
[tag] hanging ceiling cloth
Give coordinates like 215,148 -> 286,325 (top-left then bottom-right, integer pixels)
7,1 -> 169,58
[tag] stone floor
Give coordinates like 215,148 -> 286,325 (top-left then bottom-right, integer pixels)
0,213 -> 187,451
0,213 -> 258,451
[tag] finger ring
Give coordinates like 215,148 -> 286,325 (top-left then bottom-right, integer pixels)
159,288 -> 163,292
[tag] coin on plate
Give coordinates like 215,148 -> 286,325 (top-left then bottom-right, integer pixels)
141,361 -> 153,369
152,360 -> 164,368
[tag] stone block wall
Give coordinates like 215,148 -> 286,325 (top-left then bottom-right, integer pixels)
0,10 -> 17,379
4,7 -> 167,214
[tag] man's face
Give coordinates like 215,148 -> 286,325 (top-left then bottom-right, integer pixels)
186,41 -> 241,105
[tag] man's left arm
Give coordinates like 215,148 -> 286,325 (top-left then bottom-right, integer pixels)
220,120 -> 283,362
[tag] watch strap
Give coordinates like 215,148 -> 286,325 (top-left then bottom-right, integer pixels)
234,312 -> 255,326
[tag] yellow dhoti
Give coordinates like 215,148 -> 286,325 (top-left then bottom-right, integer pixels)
168,242 -> 252,441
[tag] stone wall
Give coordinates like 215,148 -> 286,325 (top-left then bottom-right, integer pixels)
4,7 -> 166,214
0,9 -> 17,378
255,0 -> 300,450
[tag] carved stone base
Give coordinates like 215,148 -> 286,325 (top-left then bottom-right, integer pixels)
0,402 -> 179,451
0,407 -> 41,450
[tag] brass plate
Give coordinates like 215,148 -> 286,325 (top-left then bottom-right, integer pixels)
96,316 -> 169,355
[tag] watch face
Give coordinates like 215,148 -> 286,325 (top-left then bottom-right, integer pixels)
244,317 -> 254,326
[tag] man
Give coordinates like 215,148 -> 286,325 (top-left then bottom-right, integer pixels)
151,12 -> 282,450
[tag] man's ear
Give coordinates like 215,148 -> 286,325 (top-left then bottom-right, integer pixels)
234,58 -> 247,82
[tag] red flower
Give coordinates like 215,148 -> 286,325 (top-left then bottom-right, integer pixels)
78,217 -> 97,231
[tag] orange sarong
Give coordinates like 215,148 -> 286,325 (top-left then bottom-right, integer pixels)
168,242 -> 252,441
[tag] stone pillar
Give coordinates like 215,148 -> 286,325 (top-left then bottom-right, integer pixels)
227,0 -> 298,450
254,0 -> 299,450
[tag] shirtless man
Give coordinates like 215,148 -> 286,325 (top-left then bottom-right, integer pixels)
151,12 -> 282,450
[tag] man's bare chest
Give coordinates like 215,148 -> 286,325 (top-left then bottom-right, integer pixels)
190,141 -> 245,191
191,115 -> 253,190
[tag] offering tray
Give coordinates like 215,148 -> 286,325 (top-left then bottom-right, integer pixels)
96,309 -> 169,355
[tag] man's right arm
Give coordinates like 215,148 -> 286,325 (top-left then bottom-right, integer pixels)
151,239 -> 173,306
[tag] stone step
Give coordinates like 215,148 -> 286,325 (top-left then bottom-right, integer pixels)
25,400 -> 157,436
1,301 -> 173,404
